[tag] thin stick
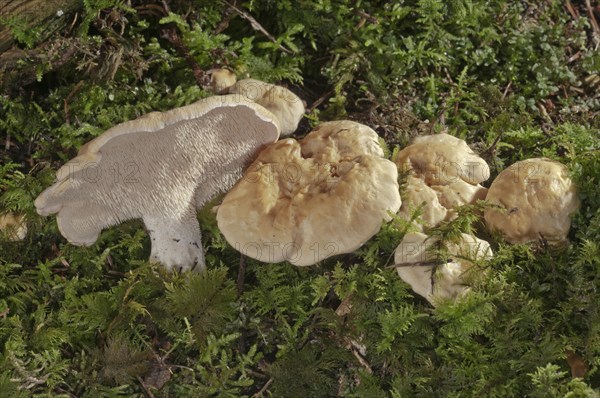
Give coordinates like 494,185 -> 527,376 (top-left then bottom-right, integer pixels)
222,1 -> 293,54
253,378 -> 273,397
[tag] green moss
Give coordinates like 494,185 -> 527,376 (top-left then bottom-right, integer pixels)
1,0 -> 599,396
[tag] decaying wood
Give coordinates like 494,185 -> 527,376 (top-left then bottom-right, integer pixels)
0,0 -> 80,93
0,0 -> 80,52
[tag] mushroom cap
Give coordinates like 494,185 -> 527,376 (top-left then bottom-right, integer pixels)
226,78 -> 305,136
431,180 -> 488,210
394,232 -> 492,305
395,133 -> 490,185
217,121 -> 401,266
208,68 -> 237,93
35,95 -> 280,271
0,213 -> 27,241
484,157 -> 580,243
395,134 -> 490,230
398,176 -> 447,231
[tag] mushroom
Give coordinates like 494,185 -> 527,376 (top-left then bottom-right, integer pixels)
35,95 -> 280,272
226,78 -> 305,136
484,157 -> 580,243
0,213 -> 27,241
208,68 -> 237,93
395,133 -> 490,185
397,177 -> 447,230
394,232 -> 493,305
216,121 -> 401,266
395,133 -> 489,228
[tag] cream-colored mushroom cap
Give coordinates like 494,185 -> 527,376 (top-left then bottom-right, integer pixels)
35,95 -> 280,272
394,232 -> 492,305
395,133 -> 490,185
226,78 -> 305,136
208,68 -> 237,93
398,177 -> 447,231
217,121 -> 401,266
484,157 -> 579,243
0,213 -> 27,241
431,180 -> 488,210
395,133 -> 490,230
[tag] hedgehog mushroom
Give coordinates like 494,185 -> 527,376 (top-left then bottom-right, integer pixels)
395,133 -> 489,229
216,120 -> 401,266
0,213 -> 27,241
226,78 -> 305,136
394,232 -> 492,305
397,177 -> 447,230
484,158 -> 579,243
208,68 -> 237,93
35,95 -> 280,272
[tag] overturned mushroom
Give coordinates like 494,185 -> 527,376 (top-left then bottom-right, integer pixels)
484,158 -> 579,243
217,121 -> 401,266
226,78 -> 305,136
395,133 -> 489,229
394,232 -> 492,305
0,213 -> 27,241
35,95 -> 280,272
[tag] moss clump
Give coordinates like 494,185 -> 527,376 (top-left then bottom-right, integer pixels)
1,0 -> 599,396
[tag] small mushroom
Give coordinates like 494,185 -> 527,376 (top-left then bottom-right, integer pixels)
216,121 -> 401,266
208,68 -> 237,93
0,213 -> 27,241
398,177 -> 447,230
226,78 -> 305,136
395,133 -> 490,229
394,232 -> 492,305
484,158 -> 580,243
35,95 -> 280,272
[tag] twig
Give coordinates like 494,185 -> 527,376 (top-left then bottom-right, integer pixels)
252,378 -> 273,397
501,81 -> 512,101
222,1 -> 293,54
585,0 -> 600,48
565,0 -> 579,19
161,26 -> 207,87
236,254 -> 247,353
351,345 -> 372,374
214,1 -> 237,34
64,81 -> 84,125
160,0 -> 207,87
307,90 -> 333,113
352,9 -> 378,25
138,376 -> 157,398
237,254 -> 246,297
483,131 -> 505,156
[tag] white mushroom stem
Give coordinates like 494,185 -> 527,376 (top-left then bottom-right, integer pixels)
145,208 -> 205,273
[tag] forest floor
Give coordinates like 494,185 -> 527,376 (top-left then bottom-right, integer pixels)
1,0 -> 600,397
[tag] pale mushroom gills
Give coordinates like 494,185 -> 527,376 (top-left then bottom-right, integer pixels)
216,120 -> 402,266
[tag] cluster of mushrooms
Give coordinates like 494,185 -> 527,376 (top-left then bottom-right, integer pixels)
28,70 -> 580,305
